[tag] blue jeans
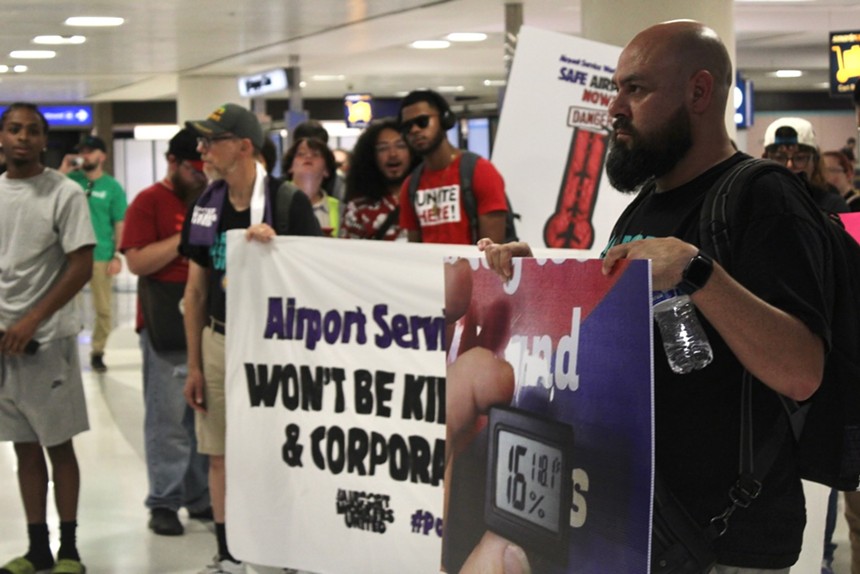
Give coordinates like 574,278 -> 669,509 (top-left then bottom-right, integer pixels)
823,487 -> 838,563
140,330 -> 210,512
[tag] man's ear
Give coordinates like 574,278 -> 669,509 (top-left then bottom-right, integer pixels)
689,70 -> 714,113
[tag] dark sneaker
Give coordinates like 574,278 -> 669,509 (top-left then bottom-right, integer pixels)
90,354 -> 107,374
188,506 -> 214,521
149,508 -> 183,536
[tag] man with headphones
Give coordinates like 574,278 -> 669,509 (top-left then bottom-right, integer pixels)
397,89 -> 508,244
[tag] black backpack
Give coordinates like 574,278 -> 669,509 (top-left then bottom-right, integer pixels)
406,150 -> 519,243
696,157 -> 860,490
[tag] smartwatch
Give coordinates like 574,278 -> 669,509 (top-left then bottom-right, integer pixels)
484,406 -> 574,564
677,251 -> 714,295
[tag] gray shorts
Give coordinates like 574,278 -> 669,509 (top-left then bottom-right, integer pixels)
0,336 -> 89,446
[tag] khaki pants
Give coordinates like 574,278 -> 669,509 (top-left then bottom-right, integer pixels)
196,326 -> 227,456
89,261 -> 113,355
846,490 -> 860,574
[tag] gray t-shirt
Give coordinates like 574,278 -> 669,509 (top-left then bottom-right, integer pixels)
0,168 -> 95,342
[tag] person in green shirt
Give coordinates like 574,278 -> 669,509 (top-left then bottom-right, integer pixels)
60,135 -> 127,373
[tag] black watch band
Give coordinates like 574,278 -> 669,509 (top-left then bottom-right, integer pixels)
677,251 -> 714,295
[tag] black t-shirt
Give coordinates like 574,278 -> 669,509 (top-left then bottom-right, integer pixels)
179,177 -> 320,323
608,153 -> 831,568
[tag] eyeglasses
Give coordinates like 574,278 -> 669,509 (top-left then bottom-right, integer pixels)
375,141 -> 409,154
399,114 -> 436,134
766,150 -> 813,168
196,135 -> 237,149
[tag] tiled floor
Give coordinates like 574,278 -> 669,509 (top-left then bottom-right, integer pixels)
0,289 -> 855,573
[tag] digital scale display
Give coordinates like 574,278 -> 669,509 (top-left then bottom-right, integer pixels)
485,406 -> 574,564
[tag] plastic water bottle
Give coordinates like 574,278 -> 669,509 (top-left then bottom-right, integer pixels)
652,290 -> 713,374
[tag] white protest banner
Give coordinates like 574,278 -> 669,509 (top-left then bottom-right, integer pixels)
493,26 -> 629,257
224,234 -> 479,573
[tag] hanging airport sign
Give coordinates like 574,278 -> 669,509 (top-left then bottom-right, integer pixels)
0,104 -> 93,128
238,68 -> 289,97
829,31 -> 860,96
734,73 -> 754,129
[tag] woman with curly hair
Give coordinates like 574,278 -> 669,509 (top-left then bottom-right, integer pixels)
341,119 -> 418,240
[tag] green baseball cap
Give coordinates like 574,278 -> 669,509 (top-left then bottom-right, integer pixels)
185,103 -> 264,150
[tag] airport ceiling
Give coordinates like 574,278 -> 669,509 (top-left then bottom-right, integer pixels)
0,0 -> 857,106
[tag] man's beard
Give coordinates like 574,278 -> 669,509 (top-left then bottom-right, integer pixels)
410,128 -> 445,158
171,172 -> 205,205
605,106 -> 693,193
82,161 -> 99,172
384,170 -> 408,188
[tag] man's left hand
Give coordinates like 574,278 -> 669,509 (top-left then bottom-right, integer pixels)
602,237 -> 698,292
107,256 -> 122,275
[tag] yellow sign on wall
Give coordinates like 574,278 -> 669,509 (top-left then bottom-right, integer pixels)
830,31 -> 860,96
344,93 -> 373,128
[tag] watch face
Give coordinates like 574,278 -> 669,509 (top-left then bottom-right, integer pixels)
485,406 -> 574,564
682,253 -> 713,293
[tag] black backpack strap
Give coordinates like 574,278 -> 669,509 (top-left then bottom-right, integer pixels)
372,206 -> 400,240
273,180 -> 298,235
698,157 -> 792,268
458,151 -> 480,243
695,156 -> 808,535
707,371 -> 791,538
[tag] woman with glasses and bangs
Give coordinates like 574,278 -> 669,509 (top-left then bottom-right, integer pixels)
762,117 -> 849,215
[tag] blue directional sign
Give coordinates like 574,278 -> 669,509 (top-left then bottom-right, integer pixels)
0,104 -> 93,128
734,74 -> 753,129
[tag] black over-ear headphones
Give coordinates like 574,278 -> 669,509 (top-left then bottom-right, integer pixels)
434,94 -> 457,130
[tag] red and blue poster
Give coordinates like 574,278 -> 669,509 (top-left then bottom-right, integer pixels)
443,257 -> 653,573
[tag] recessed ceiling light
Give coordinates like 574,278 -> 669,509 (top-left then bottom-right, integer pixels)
299,81 -> 307,88
0,65 -> 8,73
64,16 -> 125,27
33,35 -> 86,45
410,40 -> 451,50
446,33 -> 487,42
311,75 -> 346,82
483,79 -> 507,87
437,85 -> 465,93
769,69 -> 803,78
134,125 -> 180,141
10,50 -> 55,59
13,65 -> 28,73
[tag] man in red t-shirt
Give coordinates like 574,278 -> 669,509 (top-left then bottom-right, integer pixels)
398,89 -> 508,245
119,128 -> 211,537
